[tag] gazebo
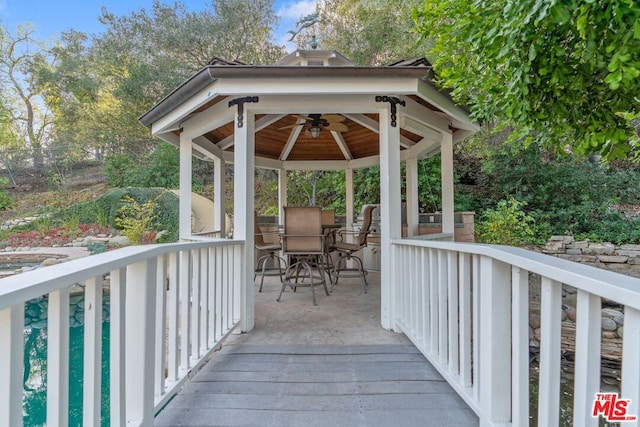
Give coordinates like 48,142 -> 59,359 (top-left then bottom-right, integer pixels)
139,49 -> 479,333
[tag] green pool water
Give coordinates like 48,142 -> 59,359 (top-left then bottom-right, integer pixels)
23,295 -> 111,427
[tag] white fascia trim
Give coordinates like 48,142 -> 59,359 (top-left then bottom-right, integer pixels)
416,80 -> 480,132
150,82 -> 223,135
214,77 -> 417,97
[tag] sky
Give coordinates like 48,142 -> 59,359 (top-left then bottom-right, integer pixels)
0,0 -> 318,49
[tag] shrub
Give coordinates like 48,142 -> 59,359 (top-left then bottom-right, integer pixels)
0,178 -> 12,210
115,195 -> 159,245
476,197 -> 536,246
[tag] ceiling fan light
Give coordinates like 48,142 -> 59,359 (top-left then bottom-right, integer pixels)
309,125 -> 321,138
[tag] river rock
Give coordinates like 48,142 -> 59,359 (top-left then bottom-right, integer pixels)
42,258 -> 61,266
602,308 -> 624,325
563,293 -> 577,308
109,235 -> 131,247
565,307 -> 577,322
601,317 -> 618,331
529,313 -> 541,329
617,326 -> 624,338
602,331 -> 618,339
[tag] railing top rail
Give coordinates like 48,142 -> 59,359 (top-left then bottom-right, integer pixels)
0,239 -> 244,311
393,238 -> 640,310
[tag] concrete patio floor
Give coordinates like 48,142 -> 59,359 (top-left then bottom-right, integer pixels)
226,271 -> 411,346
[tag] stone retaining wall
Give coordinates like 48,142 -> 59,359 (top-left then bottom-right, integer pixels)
541,235 -> 640,278
533,235 -> 639,381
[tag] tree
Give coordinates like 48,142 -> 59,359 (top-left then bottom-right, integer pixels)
309,0 -> 428,65
413,0 -> 640,159
0,24 -> 54,170
43,0 -> 285,162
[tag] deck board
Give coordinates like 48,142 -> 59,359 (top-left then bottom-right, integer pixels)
155,344 -> 478,426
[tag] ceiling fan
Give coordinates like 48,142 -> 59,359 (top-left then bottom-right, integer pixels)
280,113 -> 348,138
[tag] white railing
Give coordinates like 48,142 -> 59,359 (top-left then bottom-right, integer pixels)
392,239 -> 640,427
0,239 -> 244,427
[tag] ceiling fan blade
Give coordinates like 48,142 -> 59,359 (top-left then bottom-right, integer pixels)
325,122 -> 349,132
278,123 -> 304,130
322,114 -> 345,123
292,114 -> 313,121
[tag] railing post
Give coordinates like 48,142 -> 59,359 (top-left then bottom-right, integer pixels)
511,267 -> 529,426
125,258 -> 157,426
47,288 -> 70,427
538,277 -> 562,427
622,307 -> 640,424
459,253 -> 472,388
167,252 -> 180,382
110,268 -> 127,426
479,256 -> 512,425
573,290 -> 601,426
179,250 -> 191,370
447,251 -> 459,375
83,276 -> 103,427
0,305 -> 24,427
155,255 -> 167,397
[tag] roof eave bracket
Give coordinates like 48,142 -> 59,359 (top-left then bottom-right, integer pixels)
375,95 -> 406,127
228,96 -> 259,128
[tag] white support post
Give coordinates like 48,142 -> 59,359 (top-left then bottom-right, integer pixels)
214,157 -> 226,237
233,105 -> 255,332
125,259 -> 158,427
406,157 -> 419,237
83,277 -> 103,427
0,305 -> 24,427
278,169 -> 287,225
379,104 -> 402,330
441,130 -> 454,236
479,257 -> 512,425
345,168 -> 354,231
179,134 -> 193,239
47,288 -> 70,427
573,290 -> 601,427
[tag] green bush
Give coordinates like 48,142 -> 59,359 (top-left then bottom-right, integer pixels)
49,187 -> 179,242
103,143 -> 214,190
116,195 -> 159,245
476,197 -> 536,246
0,178 -> 12,210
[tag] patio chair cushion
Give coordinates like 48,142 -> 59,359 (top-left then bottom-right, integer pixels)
255,241 -> 281,252
332,241 -> 361,252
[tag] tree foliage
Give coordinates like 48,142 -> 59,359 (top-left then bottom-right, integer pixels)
38,0 -> 285,163
414,0 -> 640,159
310,0 -> 429,65
0,24 -> 54,169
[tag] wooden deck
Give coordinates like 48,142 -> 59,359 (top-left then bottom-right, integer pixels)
154,273 -> 478,426
155,345 -> 477,426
